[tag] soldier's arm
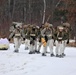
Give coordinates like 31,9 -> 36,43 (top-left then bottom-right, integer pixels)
9,30 -> 15,39
21,29 -> 25,40
41,28 -> 46,37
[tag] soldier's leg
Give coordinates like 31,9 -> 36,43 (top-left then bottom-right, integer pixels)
18,38 -> 22,51
42,43 -> 47,56
49,39 -> 54,57
62,40 -> 67,56
29,44 -> 35,54
59,42 -> 64,58
14,37 -> 19,52
27,39 -> 30,49
34,40 -> 37,52
29,39 -> 35,54
35,38 -> 41,53
55,40 -> 59,57
25,39 -> 29,50
37,42 -> 41,53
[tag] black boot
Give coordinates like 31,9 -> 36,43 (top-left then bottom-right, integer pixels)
14,50 -> 19,53
42,53 -> 46,56
25,47 -> 29,50
29,51 -> 35,54
35,50 -> 38,53
35,50 -> 40,54
62,53 -> 66,56
56,54 -> 59,57
37,51 -> 40,54
50,53 -> 54,57
29,51 -> 33,54
59,55 -> 64,58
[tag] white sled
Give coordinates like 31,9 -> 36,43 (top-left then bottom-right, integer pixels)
0,38 -> 9,50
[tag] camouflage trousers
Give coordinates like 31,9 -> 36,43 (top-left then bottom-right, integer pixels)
42,39 -> 54,54
62,40 -> 67,54
55,40 -> 65,55
14,37 -> 22,50
25,39 -> 30,49
35,38 -> 41,52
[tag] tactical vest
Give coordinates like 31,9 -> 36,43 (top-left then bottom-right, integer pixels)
57,32 -> 64,41
45,28 -> 53,39
15,29 -> 21,37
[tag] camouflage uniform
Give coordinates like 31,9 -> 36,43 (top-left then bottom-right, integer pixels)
35,26 -> 41,53
62,23 -> 71,56
9,24 -> 25,53
24,25 -> 30,50
41,23 -> 54,56
55,26 -> 65,58
29,26 -> 37,54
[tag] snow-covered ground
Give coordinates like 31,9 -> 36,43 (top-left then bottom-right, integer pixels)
0,43 -> 76,75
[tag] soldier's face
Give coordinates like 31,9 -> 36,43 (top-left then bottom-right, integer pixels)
17,27 -> 20,29
46,27 -> 49,29
59,29 -> 63,32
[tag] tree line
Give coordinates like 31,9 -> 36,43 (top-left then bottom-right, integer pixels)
0,0 -> 76,39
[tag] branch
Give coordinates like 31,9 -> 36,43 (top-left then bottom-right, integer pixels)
55,0 -> 61,8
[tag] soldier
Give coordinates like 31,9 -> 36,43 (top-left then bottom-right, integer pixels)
62,22 -> 71,56
24,24 -> 30,50
9,23 -> 25,53
34,26 -> 41,53
41,23 -> 54,56
29,25 -> 37,54
55,26 -> 65,58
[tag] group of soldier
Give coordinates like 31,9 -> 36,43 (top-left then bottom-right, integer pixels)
9,22 -> 71,58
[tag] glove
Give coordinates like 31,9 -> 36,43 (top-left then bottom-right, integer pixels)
8,39 -> 10,41
67,40 -> 69,44
23,38 -> 25,41
45,36 -> 48,42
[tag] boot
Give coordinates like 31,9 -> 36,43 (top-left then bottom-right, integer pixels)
35,50 -> 38,53
62,53 -> 66,56
56,54 -> 59,57
37,51 -> 40,54
35,50 -> 40,54
59,55 -> 64,58
14,50 -> 19,53
50,53 -> 54,57
25,47 -> 29,50
42,53 -> 46,56
29,51 -> 33,54
29,51 -> 35,54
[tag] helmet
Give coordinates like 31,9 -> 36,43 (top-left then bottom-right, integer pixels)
57,26 -> 64,30
44,22 -> 49,27
63,22 -> 70,28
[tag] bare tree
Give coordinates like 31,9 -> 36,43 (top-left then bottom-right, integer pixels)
55,0 -> 61,8
42,0 -> 46,24
28,0 -> 32,24
23,0 -> 26,23
12,0 -> 15,21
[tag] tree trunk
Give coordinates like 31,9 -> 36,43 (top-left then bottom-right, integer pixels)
42,0 -> 46,24
11,0 -> 15,21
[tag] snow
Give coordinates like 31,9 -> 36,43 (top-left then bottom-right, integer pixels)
0,43 -> 76,75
